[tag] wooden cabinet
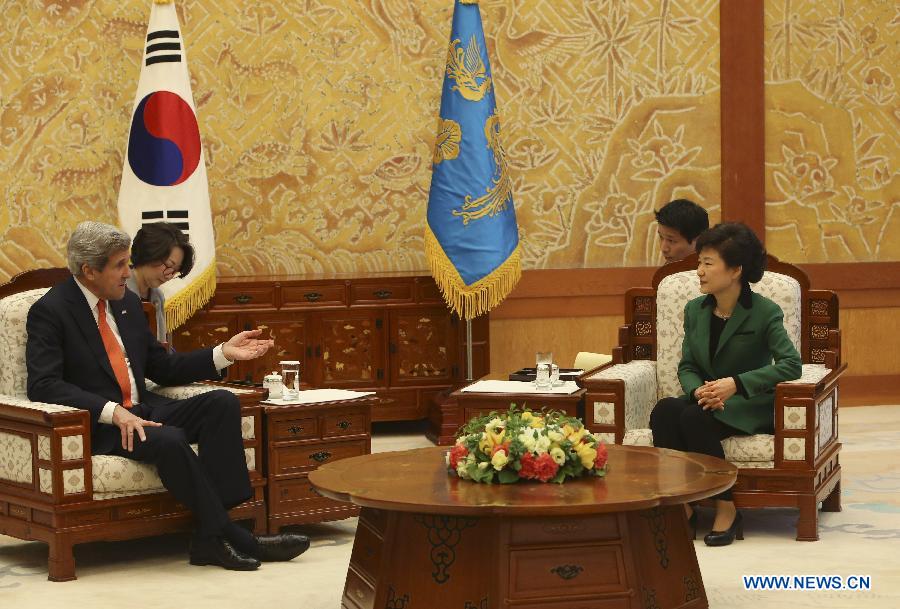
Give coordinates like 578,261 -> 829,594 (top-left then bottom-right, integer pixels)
263,397 -> 374,532
172,274 -> 489,422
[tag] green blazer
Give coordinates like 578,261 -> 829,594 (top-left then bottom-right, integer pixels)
678,291 -> 802,435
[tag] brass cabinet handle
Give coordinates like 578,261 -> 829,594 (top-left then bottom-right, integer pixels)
373,289 -> 392,299
310,451 -> 332,463
288,425 -> 304,435
304,292 -> 322,302
234,294 -> 252,304
550,565 -> 583,580
337,420 -> 351,430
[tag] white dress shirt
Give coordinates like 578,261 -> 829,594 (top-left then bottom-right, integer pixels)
74,279 -> 232,424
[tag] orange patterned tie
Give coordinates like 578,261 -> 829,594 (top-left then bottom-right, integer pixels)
96,300 -> 133,408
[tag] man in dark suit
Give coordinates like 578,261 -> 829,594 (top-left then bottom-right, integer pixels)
26,221 -> 309,571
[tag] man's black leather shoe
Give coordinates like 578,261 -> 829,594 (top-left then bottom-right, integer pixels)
190,537 -> 260,570
250,533 -> 311,562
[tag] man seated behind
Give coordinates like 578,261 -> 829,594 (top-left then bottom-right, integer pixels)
26,221 -> 307,571
655,198 -> 709,263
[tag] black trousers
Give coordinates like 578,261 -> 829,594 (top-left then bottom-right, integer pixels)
649,397 -> 741,500
109,389 -> 251,537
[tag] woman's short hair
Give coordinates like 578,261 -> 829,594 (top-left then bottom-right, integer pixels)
130,222 -> 194,276
67,221 -> 132,276
694,222 -> 767,283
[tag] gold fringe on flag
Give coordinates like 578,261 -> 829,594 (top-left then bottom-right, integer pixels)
153,0 -> 174,5
162,261 -> 216,331
425,225 -> 520,321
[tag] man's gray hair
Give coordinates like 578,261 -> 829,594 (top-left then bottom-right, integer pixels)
66,221 -> 132,276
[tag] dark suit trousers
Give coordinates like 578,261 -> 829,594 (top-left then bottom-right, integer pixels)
109,389 -> 251,537
649,397 -> 741,500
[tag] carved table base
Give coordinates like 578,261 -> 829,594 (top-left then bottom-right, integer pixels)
342,505 -> 706,609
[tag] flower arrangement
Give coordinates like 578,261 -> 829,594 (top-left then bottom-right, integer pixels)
446,407 -> 608,484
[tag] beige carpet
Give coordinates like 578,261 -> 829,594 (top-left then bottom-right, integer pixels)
2,408 -> 899,608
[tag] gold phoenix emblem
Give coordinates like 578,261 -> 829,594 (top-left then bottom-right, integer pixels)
453,112 -> 513,224
433,118 -> 461,164
446,36 -> 492,102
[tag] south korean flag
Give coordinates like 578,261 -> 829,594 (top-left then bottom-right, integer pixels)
116,0 -> 215,331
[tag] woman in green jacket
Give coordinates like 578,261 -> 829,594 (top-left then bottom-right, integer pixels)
650,222 -> 801,546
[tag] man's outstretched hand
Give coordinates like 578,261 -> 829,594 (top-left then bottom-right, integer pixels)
223,328 -> 275,362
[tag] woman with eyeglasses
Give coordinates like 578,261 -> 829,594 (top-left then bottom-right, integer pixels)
126,222 -> 194,345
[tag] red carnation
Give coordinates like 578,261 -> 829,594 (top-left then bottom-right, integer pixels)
533,452 -> 560,482
594,442 -> 608,469
448,444 -> 469,469
518,451 -> 538,479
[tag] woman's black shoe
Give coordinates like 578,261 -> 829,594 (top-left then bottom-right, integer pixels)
704,511 -> 743,547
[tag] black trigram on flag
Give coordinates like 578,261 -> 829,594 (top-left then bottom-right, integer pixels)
141,210 -> 190,234
145,30 -> 182,66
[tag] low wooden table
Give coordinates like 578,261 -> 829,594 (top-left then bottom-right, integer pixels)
261,395 -> 375,532
310,445 -> 737,609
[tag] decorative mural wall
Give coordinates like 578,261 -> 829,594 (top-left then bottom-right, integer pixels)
764,0 -> 900,262
0,0 -> 721,283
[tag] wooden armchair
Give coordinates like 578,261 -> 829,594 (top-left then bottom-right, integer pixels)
0,269 -> 267,580
579,255 -> 845,541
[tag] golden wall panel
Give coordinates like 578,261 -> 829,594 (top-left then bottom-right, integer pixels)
0,0 -> 720,283
764,0 -> 900,262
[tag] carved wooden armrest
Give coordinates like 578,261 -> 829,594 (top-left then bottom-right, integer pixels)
774,363 -> 846,467
580,361 -> 658,442
0,394 -> 93,503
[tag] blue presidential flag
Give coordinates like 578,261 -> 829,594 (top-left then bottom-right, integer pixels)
117,0 -> 215,332
425,0 -> 520,321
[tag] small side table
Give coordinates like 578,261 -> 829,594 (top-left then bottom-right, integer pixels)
262,395 -> 375,533
452,373 -> 586,429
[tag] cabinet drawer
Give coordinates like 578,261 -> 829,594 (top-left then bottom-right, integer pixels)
415,280 -> 444,303
211,286 -> 275,308
282,284 -> 347,307
275,439 -> 367,474
349,518 -> 384,581
349,282 -> 413,305
269,476 -> 337,514
271,416 -> 318,441
509,544 -> 626,599
509,515 -> 620,545
323,412 -> 367,438
343,567 -> 376,609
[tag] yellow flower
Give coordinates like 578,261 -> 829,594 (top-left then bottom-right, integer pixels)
562,424 -> 575,437
521,411 -> 534,421
573,441 -> 597,469
568,427 -> 588,443
491,449 -> 509,471
529,417 -> 545,429
547,430 -> 564,443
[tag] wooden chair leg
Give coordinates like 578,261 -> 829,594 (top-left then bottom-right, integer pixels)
47,534 -> 76,582
796,495 -> 819,542
822,480 -> 842,512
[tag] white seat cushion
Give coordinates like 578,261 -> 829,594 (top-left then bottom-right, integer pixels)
623,427 -> 775,468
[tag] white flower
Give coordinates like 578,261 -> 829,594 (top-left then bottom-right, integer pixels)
534,434 -> 551,454
518,431 -> 537,452
477,461 -> 489,470
456,461 -> 470,479
548,430 -> 564,443
466,453 -> 476,464
550,446 -> 566,465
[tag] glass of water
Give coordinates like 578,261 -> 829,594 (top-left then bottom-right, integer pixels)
550,363 -> 561,386
535,351 -> 553,366
280,360 -> 300,401
535,362 -> 552,389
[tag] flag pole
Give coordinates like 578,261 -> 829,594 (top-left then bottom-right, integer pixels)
466,319 -> 473,381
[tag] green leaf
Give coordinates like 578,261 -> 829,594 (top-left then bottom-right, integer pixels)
498,469 -> 520,484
